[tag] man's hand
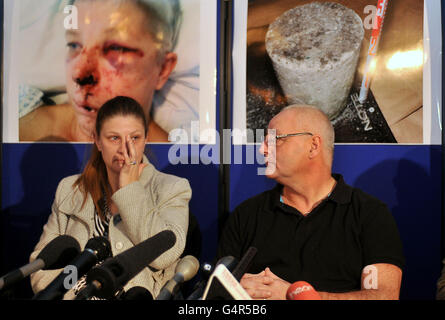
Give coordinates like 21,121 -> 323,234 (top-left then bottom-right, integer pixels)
263,268 -> 291,300
240,270 -> 272,299
240,268 -> 291,300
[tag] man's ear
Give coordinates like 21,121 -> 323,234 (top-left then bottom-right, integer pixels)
309,135 -> 322,159
155,52 -> 178,90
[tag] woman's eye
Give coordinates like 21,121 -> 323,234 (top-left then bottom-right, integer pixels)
110,136 -> 119,141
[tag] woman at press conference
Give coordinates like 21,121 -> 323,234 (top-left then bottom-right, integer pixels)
29,96 -> 191,299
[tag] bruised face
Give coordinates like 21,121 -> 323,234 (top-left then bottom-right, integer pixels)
65,0 -> 175,138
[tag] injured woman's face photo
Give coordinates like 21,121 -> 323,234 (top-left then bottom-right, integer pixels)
64,0 -> 177,142
17,0 -> 200,143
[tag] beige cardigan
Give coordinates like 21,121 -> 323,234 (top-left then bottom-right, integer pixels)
29,156 -> 191,299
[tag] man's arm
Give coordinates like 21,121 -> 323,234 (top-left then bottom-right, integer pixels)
436,259 -> 445,300
240,269 -> 288,300
319,263 -> 402,300
240,263 -> 402,300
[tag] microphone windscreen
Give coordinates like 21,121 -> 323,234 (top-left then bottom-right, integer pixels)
176,255 -> 200,282
115,230 -> 176,279
286,281 -> 321,300
85,236 -> 111,261
122,286 -> 153,300
86,230 -> 176,299
37,235 -> 81,269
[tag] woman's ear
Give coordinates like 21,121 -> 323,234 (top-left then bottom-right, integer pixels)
155,52 -> 178,90
94,133 -> 102,152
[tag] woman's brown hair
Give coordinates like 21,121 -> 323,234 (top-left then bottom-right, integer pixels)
73,96 -> 148,220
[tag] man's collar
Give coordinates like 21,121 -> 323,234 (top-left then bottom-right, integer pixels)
329,174 -> 353,204
270,173 -> 353,210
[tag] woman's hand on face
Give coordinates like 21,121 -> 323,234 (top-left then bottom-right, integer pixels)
119,135 -> 147,189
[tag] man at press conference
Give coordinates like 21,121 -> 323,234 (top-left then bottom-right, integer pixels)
217,105 -> 405,300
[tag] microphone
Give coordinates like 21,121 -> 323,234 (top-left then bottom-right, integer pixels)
185,262 -> 214,300
286,281 -> 321,300
0,235 -> 81,291
75,230 -> 176,300
156,255 -> 199,300
186,256 -> 238,300
202,264 -> 252,300
200,249 -> 256,301
215,256 -> 239,273
120,286 -> 153,300
33,236 -> 111,300
231,247 -> 258,281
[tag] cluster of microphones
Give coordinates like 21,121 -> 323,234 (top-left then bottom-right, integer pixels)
0,230 -> 320,300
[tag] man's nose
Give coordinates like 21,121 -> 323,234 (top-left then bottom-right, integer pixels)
72,49 -> 99,87
259,138 -> 268,156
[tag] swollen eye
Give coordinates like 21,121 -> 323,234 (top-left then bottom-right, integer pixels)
106,45 -> 124,52
104,44 -> 136,54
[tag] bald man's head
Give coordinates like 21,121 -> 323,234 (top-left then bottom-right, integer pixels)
276,105 -> 335,164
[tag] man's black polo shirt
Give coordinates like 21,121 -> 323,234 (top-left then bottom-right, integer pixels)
217,174 -> 405,293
